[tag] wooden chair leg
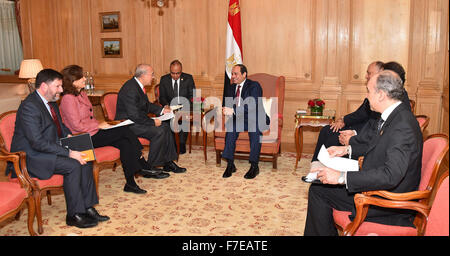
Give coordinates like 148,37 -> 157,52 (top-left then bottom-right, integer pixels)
27,197 -> 37,236
46,191 -> 52,205
273,154 -> 278,169
14,209 -> 22,220
188,131 -> 192,153
216,150 -> 221,167
34,192 -> 44,234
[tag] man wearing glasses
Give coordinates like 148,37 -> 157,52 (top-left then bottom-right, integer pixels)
159,60 -> 196,154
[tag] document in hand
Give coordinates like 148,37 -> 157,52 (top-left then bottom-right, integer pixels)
60,133 -> 96,161
304,145 -> 359,183
170,105 -> 183,111
152,112 -> 175,121
101,119 -> 134,130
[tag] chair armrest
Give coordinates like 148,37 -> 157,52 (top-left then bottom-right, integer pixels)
343,193 -> 431,236
363,190 -> 431,201
0,152 -> 31,193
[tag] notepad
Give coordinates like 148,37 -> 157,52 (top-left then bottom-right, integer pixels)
60,133 -> 96,162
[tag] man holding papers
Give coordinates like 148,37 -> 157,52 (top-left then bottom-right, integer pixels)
304,70 -> 423,236
60,65 -> 166,195
116,64 -> 186,174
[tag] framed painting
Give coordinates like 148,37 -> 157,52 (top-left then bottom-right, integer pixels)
101,38 -> 122,58
99,11 -> 121,32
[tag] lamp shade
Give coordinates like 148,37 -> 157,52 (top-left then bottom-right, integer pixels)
18,59 -> 43,79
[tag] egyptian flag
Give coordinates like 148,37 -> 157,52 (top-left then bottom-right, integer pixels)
223,0 -> 243,106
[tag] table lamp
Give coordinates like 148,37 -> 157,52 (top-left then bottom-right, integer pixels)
18,59 -> 44,93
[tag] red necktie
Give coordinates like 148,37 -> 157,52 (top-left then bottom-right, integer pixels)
235,85 -> 241,106
48,102 -> 63,138
142,86 -> 146,94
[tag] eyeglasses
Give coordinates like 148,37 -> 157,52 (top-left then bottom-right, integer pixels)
170,72 -> 181,75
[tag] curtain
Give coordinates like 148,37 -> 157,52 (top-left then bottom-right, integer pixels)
15,0 -> 22,43
0,0 -> 23,75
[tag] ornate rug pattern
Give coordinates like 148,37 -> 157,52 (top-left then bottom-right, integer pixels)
0,147 -> 312,236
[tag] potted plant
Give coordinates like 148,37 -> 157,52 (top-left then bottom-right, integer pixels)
308,98 -> 325,116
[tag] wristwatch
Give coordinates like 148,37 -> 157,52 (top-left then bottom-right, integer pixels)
338,172 -> 345,184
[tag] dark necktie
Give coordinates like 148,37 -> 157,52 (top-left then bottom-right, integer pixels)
48,102 -> 62,138
235,85 -> 241,106
377,117 -> 384,132
173,80 -> 179,103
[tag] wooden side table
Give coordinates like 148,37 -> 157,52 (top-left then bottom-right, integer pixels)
294,114 -> 335,169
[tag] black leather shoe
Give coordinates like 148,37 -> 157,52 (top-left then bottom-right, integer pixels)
124,183 -> 147,194
66,213 -> 98,228
139,168 -> 170,179
86,207 -> 110,222
222,164 -> 237,178
163,161 -> 187,173
180,144 -> 186,154
244,165 -> 259,179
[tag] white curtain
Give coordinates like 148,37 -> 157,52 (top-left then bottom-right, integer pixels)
0,0 -> 23,75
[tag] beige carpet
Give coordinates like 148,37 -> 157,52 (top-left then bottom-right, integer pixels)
0,147 -> 313,236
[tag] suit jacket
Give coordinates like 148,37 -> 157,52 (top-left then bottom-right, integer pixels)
347,102 -> 423,226
224,79 -> 269,133
8,91 -> 72,179
115,77 -> 163,134
159,72 -> 196,106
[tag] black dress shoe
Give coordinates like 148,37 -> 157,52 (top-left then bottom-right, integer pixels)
66,213 -> 98,228
124,183 -> 147,194
163,161 -> 187,173
222,164 -> 237,178
244,165 -> 259,179
139,168 -> 170,179
86,207 -> 110,222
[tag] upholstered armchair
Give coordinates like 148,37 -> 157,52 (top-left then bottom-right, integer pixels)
0,154 -> 36,236
0,110 -> 63,235
344,170 -> 448,236
334,133 -> 449,236
213,73 -> 285,169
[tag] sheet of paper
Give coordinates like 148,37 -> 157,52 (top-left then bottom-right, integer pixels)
101,119 -> 134,130
152,112 -> 175,121
170,105 -> 183,111
304,145 -> 359,182
317,145 -> 359,172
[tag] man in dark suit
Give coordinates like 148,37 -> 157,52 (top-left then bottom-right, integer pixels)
116,64 -> 186,175
303,70 -> 423,236
8,69 -> 108,228
159,60 -> 196,154
309,61 -> 412,169
221,64 -> 269,179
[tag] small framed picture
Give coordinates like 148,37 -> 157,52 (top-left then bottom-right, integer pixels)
101,38 -> 122,58
99,11 -> 121,32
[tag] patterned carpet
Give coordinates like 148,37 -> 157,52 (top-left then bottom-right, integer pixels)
0,147 -> 313,236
